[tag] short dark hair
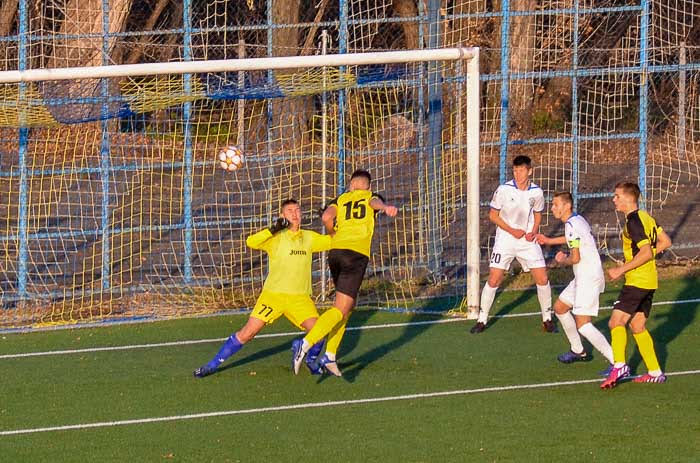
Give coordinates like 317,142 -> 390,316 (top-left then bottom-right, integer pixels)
281,198 -> 298,209
350,169 -> 371,183
512,155 -> 532,168
553,191 -> 573,207
614,181 -> 640,202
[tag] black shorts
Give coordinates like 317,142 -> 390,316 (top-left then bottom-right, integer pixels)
328,249 -> 369,300
613,285 -> 655,318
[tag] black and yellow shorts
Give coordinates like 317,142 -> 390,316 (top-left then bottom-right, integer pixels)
328,248 -> 369,300
613,285 -> 655,318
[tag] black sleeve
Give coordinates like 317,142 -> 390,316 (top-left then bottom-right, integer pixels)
627,212 -> 648,245
327,195 -> 340,208
371,192 -> 386,203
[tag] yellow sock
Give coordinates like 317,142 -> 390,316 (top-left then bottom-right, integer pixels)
325,316 -> 348,357
304,307 -> 343,347
633,329 -> 661,373
611,326 -> 627,365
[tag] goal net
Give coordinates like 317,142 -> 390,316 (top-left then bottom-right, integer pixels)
0,48 -> 480,330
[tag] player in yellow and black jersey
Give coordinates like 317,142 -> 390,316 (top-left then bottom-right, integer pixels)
291,169 -> 398,376
193,199 -> 331,378
600,182 -> 672,388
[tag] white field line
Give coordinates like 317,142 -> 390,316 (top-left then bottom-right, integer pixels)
2,298 -> 699,360
1,369 -> 699,437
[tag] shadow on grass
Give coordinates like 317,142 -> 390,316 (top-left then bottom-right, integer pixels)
216,339 -> 293,373
628,273 -> 700,373
320,298 -> 461,384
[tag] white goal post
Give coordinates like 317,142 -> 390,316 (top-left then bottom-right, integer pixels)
1,47 -> 481,317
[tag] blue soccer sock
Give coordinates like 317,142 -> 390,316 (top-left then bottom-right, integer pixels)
206,334 -> 244,369
306,340 -> 324,363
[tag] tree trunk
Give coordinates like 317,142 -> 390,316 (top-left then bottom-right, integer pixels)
394,0 -> 420,49
0,0 -> 18,69
43,0 -> 132,123
508,0 -> 537,134
268,0 -> 310,154
0,0 -> 18,37
125,0 -> 170,64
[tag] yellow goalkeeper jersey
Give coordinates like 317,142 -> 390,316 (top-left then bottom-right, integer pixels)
327,189 -> 383,257
622,209 -> 662,290
246,228 -> 331,295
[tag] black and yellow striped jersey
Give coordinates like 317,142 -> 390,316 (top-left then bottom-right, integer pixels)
622,209 -> 663,289
327,189 -> 383,257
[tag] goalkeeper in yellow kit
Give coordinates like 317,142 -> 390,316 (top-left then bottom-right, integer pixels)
194,199 -> 331,377
291,169 -> 398,377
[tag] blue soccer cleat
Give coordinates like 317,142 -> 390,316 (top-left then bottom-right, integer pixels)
193,365 -> 216,378
319,354 -> 342,377
557,350 -> 591,364
291,338 -> 306,375
598,364 -> 614,377
306,355 -> 323,375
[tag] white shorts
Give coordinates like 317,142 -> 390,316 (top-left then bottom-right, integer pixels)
489,237 -> 545,271
558,277 -> 605,316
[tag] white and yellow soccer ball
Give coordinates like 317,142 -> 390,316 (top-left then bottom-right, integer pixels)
218,145 -> 245,172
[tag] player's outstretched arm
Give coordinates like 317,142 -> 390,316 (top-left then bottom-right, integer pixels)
536,234 -> 566,246
370,197 -> 398,217
309,230 -> 332,253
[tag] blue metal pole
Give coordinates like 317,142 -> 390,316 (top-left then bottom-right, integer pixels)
426,0 -> 443,272
638,0 -> 649,207
337,0 -> 348,192
416,0 -> 426,265
17,0 -> 29,300
571,0 -> 580,210
182,0 -> 193,282
100,0 -> 112,290
266,0 -> 274,220
498,0 -> 511,184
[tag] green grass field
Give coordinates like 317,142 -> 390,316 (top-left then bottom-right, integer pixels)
2,275 -> 699,462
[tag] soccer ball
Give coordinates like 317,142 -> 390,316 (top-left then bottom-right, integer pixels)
218,145 -> 245,172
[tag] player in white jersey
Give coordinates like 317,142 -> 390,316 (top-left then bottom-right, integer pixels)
536,192 -> 614,369
471,155 -> 555,333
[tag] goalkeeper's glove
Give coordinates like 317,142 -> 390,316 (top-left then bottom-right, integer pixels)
268,217 -> 289,234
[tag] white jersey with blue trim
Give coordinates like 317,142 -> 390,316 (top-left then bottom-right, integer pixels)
489,180 -> 544,242
564,213 -> 604,281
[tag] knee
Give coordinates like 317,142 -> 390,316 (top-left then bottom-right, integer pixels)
629,319 -> 646,334
487,276 -> 502,288
235,330 -> 253,344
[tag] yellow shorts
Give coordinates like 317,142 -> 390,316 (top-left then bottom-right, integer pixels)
250,291 -> 319,329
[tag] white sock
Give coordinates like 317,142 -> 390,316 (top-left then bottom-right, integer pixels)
324,352 -> 336,361
648,369 -> 662,377
578,322 -> 614,364
477,283 -> 498,324
301,339 -> 311,353
536,283 -> 552,322
555,311 -> 584,354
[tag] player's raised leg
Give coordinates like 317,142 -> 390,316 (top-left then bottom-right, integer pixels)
292,294 -> 351,375
194,317 -> 265,377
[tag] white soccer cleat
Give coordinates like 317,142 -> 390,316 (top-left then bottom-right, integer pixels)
319,354 -> 342,377
291,339 -> 306,375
